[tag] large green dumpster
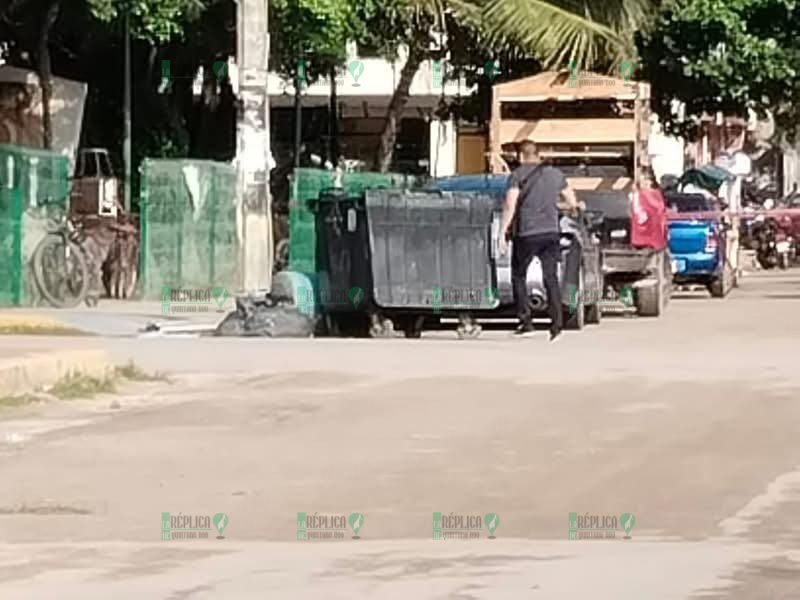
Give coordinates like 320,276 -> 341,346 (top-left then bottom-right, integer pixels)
139,159 -> 240,299
0,144 -> 70,306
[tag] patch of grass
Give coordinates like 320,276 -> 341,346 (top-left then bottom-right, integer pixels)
0,393 -> 44,409
113,360 -> 168,382
0,503 -> 92,515
0,361 -> 167,409
0,323 -> 89,336
48,371 -> 118,400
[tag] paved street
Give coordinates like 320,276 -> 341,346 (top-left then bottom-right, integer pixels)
0,270 -> 799,599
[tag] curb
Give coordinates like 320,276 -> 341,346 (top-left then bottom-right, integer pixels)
0,349 -> 110,398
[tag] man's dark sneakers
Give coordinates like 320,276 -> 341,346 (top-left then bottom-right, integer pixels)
549,328 -> 562,342
513,323 -> 536,338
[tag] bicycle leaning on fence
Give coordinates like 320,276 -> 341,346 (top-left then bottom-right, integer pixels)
31,204 -> 93,308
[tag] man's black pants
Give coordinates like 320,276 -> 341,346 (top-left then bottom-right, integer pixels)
511,232 -> 563,332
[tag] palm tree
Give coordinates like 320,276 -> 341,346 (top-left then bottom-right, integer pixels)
480,0 -> 653,70
373,0 -> 654,172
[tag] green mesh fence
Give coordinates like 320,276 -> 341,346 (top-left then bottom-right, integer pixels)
139,159 -> 240,299
288,168 -> 419,275
0,144 -> 70,306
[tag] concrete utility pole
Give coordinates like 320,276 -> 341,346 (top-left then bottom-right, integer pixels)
236,0 -> 272,291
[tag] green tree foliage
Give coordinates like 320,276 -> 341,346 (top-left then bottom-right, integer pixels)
269,0 -> 362,83
268,0 -> 363,171
638,0 -> 799,140
86,0 -> 206,42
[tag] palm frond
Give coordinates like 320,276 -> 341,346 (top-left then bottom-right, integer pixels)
481,0 -> 653,71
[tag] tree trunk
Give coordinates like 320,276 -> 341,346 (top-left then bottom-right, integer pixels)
148,46 -> 157,80
37,0 -> 60,150
374,45 -> 424,173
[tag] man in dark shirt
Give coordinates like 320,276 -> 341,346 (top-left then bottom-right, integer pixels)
499,141 -> 580,340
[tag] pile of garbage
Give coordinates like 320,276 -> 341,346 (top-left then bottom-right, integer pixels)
215,293 -> 314,337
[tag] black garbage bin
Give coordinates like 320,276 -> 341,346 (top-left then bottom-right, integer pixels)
313,189 -> 374,321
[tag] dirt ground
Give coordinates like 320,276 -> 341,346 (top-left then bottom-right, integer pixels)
0,270 -> 799,599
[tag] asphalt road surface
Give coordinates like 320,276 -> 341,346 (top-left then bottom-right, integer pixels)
0,270 -> 799,599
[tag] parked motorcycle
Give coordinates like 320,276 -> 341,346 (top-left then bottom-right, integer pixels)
751,215 -> 792,269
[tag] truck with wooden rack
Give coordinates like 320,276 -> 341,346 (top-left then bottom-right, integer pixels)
488,70 -> 671,316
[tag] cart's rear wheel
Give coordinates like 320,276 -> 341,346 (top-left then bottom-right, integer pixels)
637,253 -> 666,316
708,265 -> 733,298
636,283 -> 662,316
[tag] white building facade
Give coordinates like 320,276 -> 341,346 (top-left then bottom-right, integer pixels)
267,44 -> 470,176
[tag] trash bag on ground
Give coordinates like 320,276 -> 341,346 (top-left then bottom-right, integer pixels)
215,293 -> 315,337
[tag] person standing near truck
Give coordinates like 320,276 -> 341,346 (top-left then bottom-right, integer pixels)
631,165 -> 668,250
499,140 -> 580,340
